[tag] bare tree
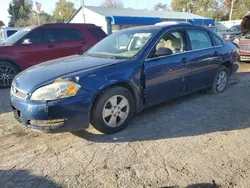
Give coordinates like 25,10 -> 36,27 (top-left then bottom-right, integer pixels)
154,2 -> 170,11
0,21 -> 5,27
101,0 -> 123,8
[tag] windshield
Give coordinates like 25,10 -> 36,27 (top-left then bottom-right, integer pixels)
87,29 -> 159,59
0,30 -> 3,41
3,28 -> 32,45
228,25 -> 241,32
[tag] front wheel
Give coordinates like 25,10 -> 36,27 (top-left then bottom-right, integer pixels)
0,61 -> 20,88
210,66 -> 229,93
90,87 -> 135,134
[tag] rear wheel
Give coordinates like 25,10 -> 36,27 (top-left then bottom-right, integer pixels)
210,66 -> 229,93
90,87 -> 135,134
0,61 -> 20,88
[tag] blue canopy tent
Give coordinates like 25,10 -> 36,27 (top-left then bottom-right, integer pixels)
109,16 -> 214,27
68,6 -> 215,34
189,18 -> 214,25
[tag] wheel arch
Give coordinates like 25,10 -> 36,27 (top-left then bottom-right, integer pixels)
89,81 -> 141,119
222,61 -> 232,75
0,58 -> 22,71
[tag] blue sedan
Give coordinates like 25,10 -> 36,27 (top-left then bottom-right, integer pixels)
10,23 -> 239,134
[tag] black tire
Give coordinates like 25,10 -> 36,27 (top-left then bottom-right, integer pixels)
0,61 -> 20,88
90,87 -> 135,134
209,65 -> 229,94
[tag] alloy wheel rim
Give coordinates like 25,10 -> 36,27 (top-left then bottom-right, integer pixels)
102,95 -> 130,128
216,71 -> 228,92
0,65 -> 16,87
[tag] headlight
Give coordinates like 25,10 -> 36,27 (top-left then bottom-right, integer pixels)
30,80 -> 81,101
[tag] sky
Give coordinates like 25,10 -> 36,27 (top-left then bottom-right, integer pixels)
0,0 -> 171,26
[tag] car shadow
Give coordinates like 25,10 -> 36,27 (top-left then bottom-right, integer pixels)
72,72 -> 250,143
160,182 -> 220,188
0,169 -> 62,188
0,88 -> 12,114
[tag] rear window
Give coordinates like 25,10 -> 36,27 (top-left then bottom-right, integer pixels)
87,28 -> 107,38
212,34 -> 223,46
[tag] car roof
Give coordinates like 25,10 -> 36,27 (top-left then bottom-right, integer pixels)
121,23 -> 206,32
38,23 -> 98,29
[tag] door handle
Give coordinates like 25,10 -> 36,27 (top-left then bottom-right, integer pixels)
48,44 -> 56,48
80,41 -> 86,45
214,51 -> 220,55
181,57 -> 189,64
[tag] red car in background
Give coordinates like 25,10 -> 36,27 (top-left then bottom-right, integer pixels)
0,23 -> 107,88
234,14 -> 250,61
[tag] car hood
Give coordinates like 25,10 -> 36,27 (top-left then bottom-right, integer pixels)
0,43 -> 12,48
222,31 -> 241,36
14,55 -> 122,93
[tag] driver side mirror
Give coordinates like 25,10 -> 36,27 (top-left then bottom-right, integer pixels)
155,47 -> 173,57
22,39 -> 32,45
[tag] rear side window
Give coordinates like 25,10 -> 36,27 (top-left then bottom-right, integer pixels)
212,34 -> 223,46
87,28 -> 107,38
7,30 -> 17,37
58,29 -> 84,41
186,29 -> 212,50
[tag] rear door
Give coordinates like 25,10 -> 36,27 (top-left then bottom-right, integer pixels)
56,28 -> 87,57
184,28 -> 223,91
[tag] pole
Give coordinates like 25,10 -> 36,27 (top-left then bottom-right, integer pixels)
229,0 -> 234,21
81,0 -> 86,23
36,11 -> 40,25
12,0 -> 16,27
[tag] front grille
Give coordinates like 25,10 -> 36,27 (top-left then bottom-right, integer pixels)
11,85 -> 28,100
13,109 -> 22,123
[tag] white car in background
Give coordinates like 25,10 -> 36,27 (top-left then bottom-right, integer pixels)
0,27 -> 22,44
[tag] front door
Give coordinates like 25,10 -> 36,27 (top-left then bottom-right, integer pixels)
15,28 -> 61,67
144,29 -> 191,106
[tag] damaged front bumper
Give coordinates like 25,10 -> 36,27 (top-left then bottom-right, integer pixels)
11,93 -> 91,133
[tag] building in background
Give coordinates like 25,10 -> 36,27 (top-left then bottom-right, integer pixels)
68,6 -> 214,34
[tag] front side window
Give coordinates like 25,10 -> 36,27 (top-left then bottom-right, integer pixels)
187,29 -> 212,50
87,29 -> 158,59
148,30 -> 185,59
58,29 -> 84,41
19,30 -> 42,44
156,30 -> 185,54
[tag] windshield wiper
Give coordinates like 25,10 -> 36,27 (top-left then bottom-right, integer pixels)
87,53 -> 116,59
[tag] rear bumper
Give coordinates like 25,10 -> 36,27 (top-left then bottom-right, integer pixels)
10,93 -> 91,133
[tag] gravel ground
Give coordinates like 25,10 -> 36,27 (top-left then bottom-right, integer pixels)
1,63 -> 250,188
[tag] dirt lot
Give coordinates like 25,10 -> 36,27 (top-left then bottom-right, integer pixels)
1,63 -> 250,188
